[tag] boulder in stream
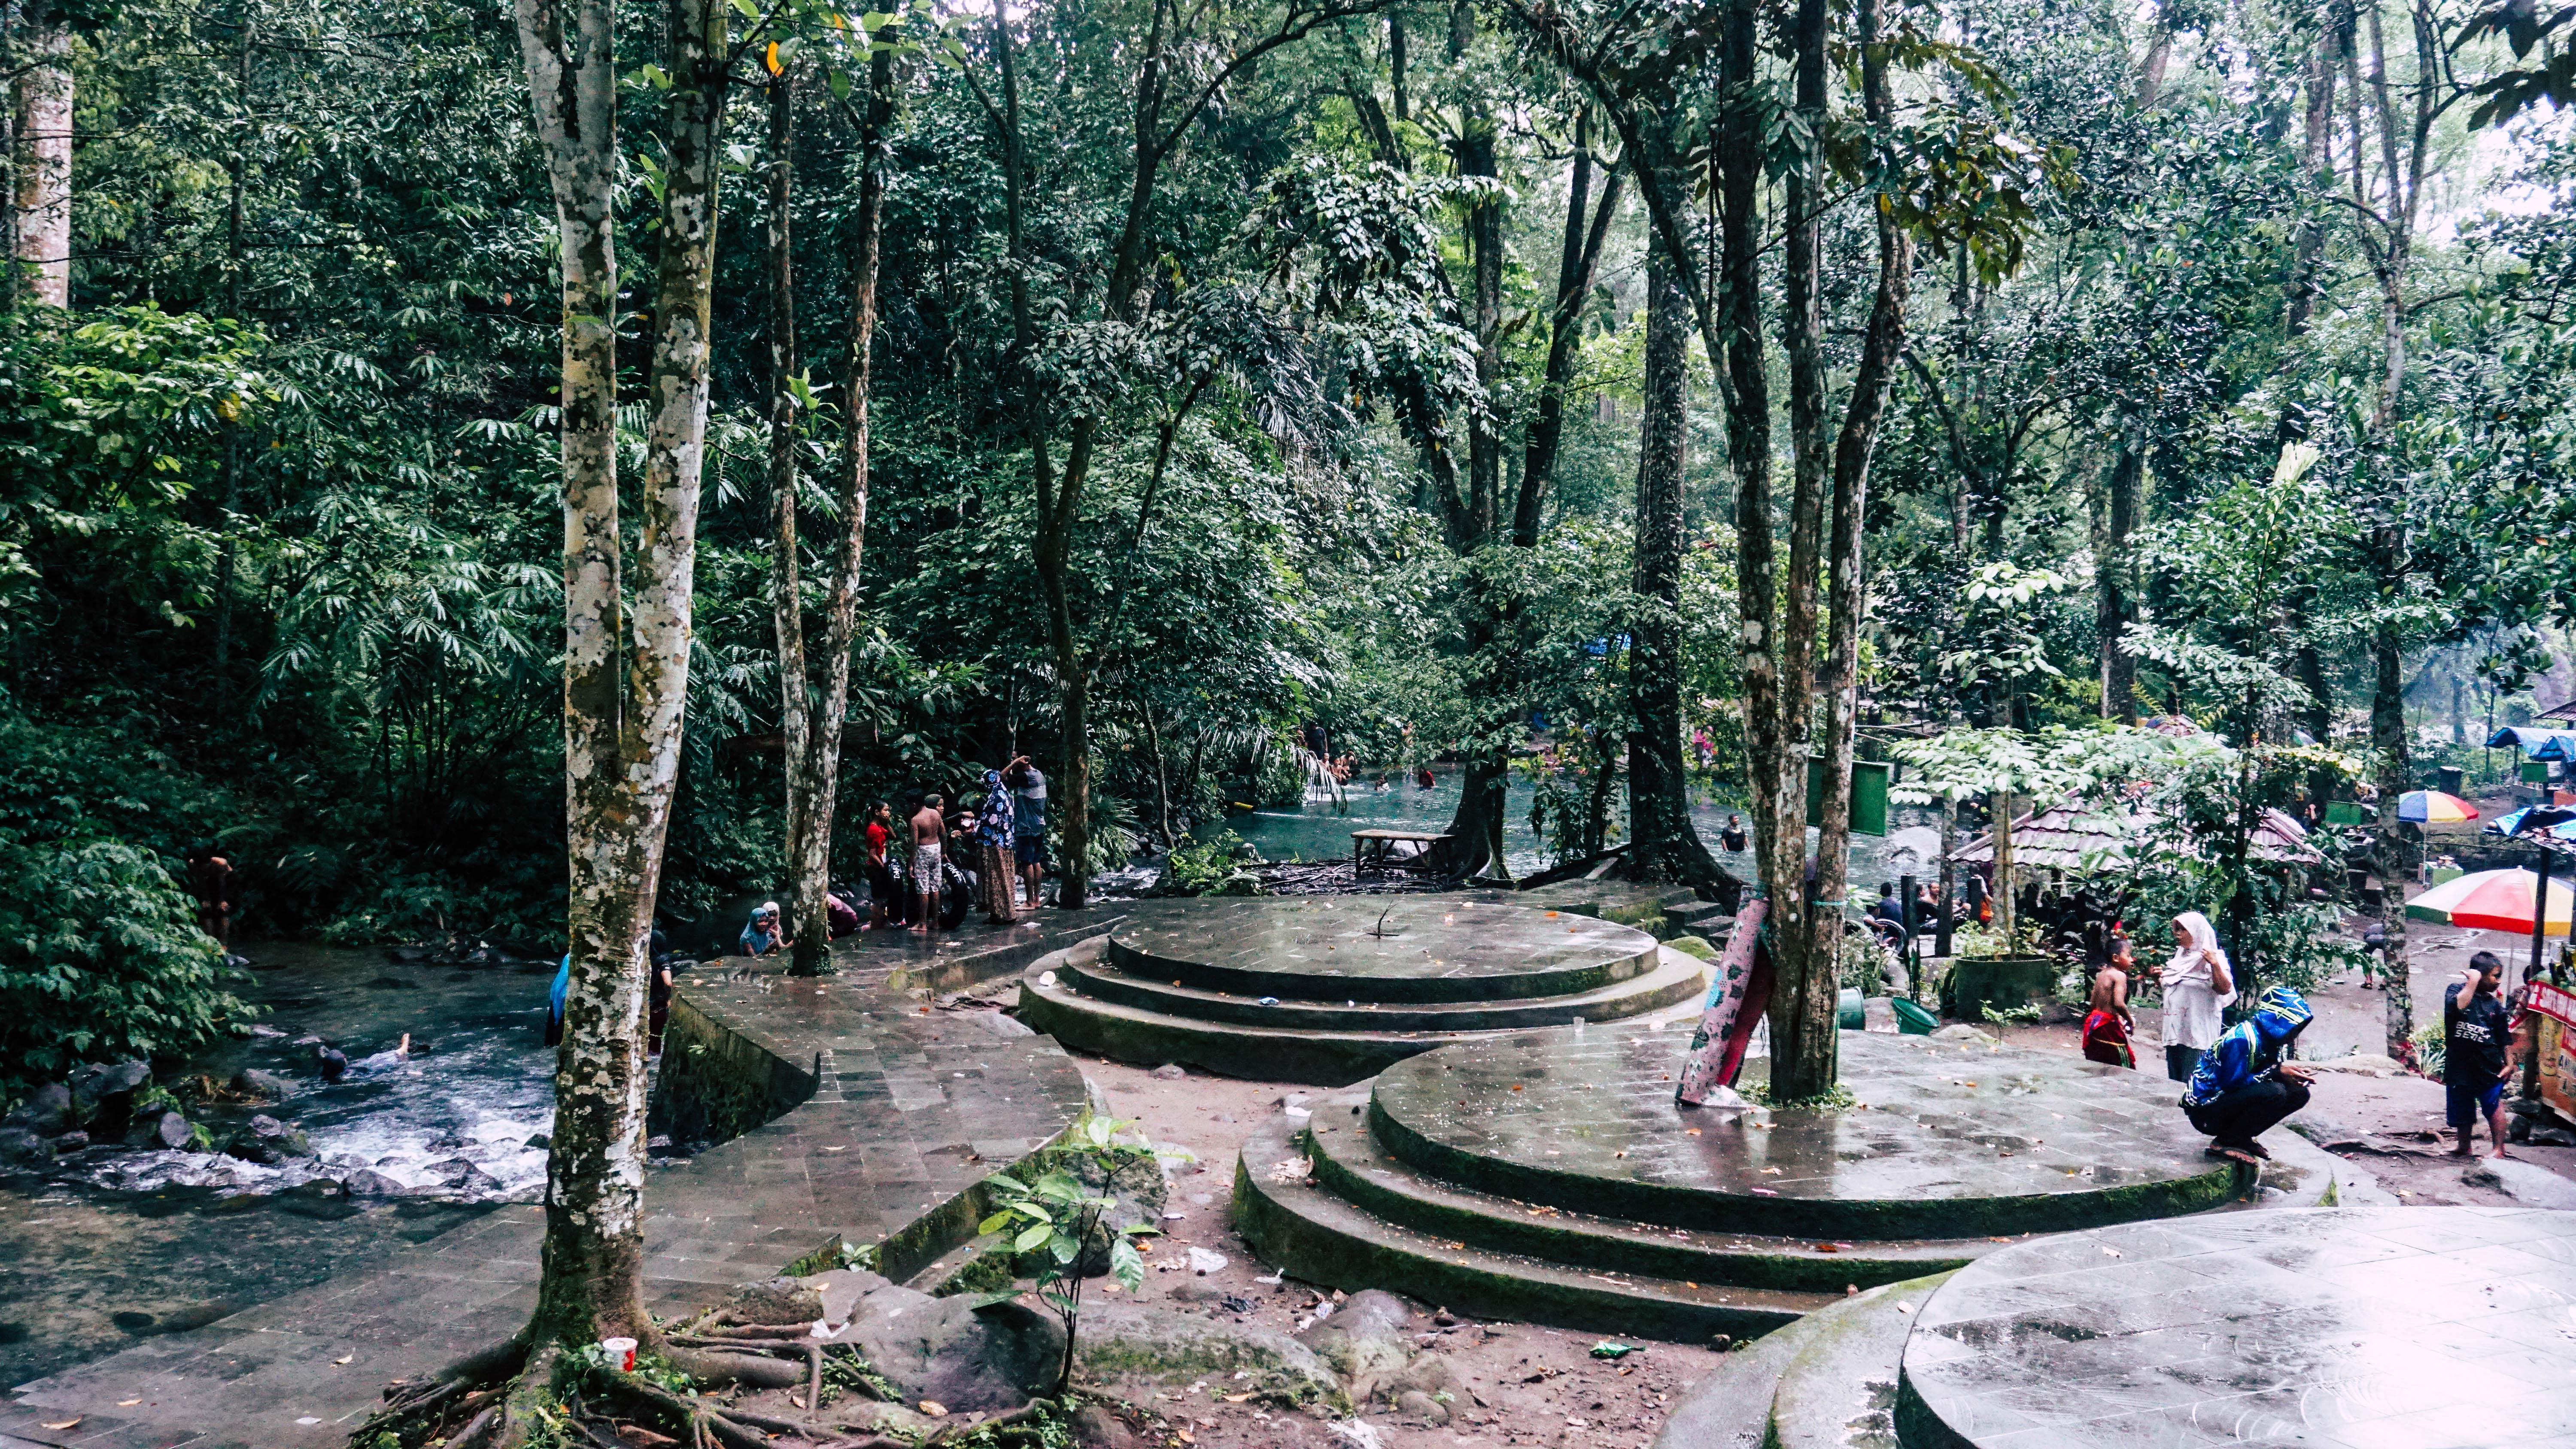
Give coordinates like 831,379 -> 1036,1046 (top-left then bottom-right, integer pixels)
4,1082 -> 73,1136
70,1061 -> 151,1131
226,1114 -> 313,1164
0,1127 -> 50,1165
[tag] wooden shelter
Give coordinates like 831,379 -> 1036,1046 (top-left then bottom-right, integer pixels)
1956,799 -> 2324,872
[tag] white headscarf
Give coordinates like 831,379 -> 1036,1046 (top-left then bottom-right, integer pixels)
2163,911 -> 2236,1050
2167,911 -> 2228,979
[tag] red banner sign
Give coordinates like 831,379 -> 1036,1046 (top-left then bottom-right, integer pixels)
2522,980 -> 2576,1032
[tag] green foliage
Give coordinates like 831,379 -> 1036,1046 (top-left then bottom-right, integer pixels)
976,1114 -> 1158,1397
1164,831 -> 1262,897
0,839 -> 250,1107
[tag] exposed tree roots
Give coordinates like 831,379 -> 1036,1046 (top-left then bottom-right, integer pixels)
357,1325 -> 1044,1449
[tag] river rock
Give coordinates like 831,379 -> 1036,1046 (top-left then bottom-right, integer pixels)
150,1110 -> 195,1151
421,1157 -> 477,1185
226,1115 -> 313,1164
232,1068 -> 294,1101
523,1133 -> 552,1149
797,1266 -> 894,1328
1388,1351 -> 1451,1396
70,1060 -> 151,1130
1296,1290 -> 1413,1401
343,1169 -> 409,1196
0,1127 -> 50,1165
726,1276 -> 827,1324
5,1082 -> 73,1136
52,1130 -> 89,1153
843,1286 -> 1066,1413
1081,1300 -> 1345,1411
1069,1403 -> 1144,1449
1395,1390 -> 1449,1425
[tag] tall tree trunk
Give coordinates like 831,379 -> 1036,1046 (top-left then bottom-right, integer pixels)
1437,76 -> 1516,883
10,8 -> 70,307
511,0 -> 722,1363
1517,111 -> 1619,548
2098,422 -> 2140,721
785,45 -> 895,966
1626,246 -> 1718,887
767,67 -> 813,968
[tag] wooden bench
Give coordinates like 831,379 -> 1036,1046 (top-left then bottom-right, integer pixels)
1352,828 -> 1451,875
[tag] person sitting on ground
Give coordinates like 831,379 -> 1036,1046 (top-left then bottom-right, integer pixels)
2081,941 -> 2137,1070
825,888 -> 860,939
1871,881 -> 1909,934
911,795 -> 947,934
738,902 -> 790,957
2178,986 -> 2315,1164
2445,950 -> 2519,1160
1719,814 -> 1748,852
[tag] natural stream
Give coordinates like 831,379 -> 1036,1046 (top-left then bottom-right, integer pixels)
0,940 -> 559,1389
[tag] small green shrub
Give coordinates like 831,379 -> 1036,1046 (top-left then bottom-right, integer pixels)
0,839 -> 252,1108
1165,831 -> 1262,896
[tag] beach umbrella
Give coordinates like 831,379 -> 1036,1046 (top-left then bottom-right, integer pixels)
2397,790 -> 2479,823
2405,867 -> 2572,936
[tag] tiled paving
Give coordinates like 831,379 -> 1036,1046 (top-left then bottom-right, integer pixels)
1902,1206 -> 2576,1449
1371,1028 -> 2234,1235
1107,897 -> 1658,1002
1,914 -> 1112,1449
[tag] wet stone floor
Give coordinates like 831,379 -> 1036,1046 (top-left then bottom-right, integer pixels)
1373,1028 -> 2231,1230
1106,896 -> 1657,1000
1904,1206 -> 2576,1448
1,916 -> 1101,1449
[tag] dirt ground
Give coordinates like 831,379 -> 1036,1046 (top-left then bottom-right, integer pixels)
1064,1055 -> 1725,1449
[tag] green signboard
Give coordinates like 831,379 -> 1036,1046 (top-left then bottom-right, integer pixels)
1806,758 -> 1891,837
2324,801 -> 2368,826
2525,761 -> 2554,784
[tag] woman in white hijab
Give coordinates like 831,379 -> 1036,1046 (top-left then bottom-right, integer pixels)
2157,911 -> 2236,1082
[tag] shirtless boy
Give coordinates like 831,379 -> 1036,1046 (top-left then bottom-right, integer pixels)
2081,939 -> 2137,1069
911,794 -> 946,934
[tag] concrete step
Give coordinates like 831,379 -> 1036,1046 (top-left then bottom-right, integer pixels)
1233,1116 -> 1837,1343
1298,1088 -> 1994,1294
1061,945 -> 1710,1032
1018,938 -> 1707,1087
1764,1270 -> 1956,1449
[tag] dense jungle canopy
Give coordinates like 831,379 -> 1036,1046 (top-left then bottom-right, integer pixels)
5,0 -> 2576,1096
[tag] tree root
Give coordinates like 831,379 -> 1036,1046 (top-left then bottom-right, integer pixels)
662,1343 -> 806,1388
618,1376 -> 774,1449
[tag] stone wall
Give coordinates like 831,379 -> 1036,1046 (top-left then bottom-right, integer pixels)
647,995 -> 817,1150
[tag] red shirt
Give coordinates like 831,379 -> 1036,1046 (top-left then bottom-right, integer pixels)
865,822 -> 889,857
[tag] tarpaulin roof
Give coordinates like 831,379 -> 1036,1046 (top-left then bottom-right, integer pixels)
2486,726 -> 2576,761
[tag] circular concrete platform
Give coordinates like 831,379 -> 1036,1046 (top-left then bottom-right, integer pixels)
1368,1029 -> 2235,1237
1897,1206 -> 2576,1449
1104,896 -> 1659,1003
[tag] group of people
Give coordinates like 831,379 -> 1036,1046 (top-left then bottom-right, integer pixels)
2075,909 -> 2525,1165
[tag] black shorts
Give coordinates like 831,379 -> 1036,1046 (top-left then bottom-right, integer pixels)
1015,834 -> 1046,867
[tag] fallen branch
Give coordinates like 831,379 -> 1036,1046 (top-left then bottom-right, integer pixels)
446,1405 -> 502,1449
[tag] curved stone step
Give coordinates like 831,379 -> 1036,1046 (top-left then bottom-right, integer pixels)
1020,943 -> 1707,1087
1298,1088 -> 1993,1294
1105,895 -> 1662,1003
1365,1030 -> 2241,1240
1233,1115 -> 1836,1342
1763,1270 -> 1956,1449
1646,1273 -> 1944,1449
1061,943 -> 1710,1031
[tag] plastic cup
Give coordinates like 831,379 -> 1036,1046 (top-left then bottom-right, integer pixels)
599,1336 -> 637,1371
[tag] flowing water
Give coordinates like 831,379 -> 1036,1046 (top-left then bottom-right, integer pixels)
1208,766 -> 1947,889
1,940 -> 562,1388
